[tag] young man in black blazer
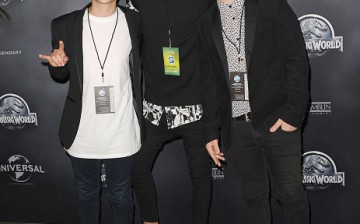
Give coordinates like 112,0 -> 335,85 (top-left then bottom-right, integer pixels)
39,0 -> 143,223
197,0 -> 310,223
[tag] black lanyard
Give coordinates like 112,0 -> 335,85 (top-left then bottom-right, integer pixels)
87,8 -> 119,83
157,0 -> 182,48
221,4 -> 245,61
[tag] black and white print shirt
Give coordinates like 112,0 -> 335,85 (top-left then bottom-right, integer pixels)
143,100 -> 203,129
218,0 -> 251,117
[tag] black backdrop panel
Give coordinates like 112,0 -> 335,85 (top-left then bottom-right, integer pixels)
1,0 -> 359,223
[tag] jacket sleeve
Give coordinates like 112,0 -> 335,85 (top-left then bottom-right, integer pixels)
197,20 -> 221,144
48,19 -> 70,82
275,0 -> 310,128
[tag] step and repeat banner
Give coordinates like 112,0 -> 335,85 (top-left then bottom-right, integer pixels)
1,0 -> 359,223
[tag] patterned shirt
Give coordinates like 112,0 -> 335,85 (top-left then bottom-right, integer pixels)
143,100 -> 202,129
218,0 -> 251,117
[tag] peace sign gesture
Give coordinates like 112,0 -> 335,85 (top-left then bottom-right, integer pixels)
39,40 -> 69,67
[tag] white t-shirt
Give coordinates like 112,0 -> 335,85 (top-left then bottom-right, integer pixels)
67,8 -> 141,159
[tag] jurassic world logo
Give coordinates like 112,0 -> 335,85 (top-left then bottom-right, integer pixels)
0,7 -> 10,22
299,14 -> 343,58
0,155 -> 45,185
302,151 -> 345,191
0,0 -> 24,22
0,93 -> 38,130
1,0 -> 23,6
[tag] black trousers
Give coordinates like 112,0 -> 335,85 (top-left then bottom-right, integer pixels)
228,121 -> 310,224
133,117 -> 212,224
70,156 -> 134,224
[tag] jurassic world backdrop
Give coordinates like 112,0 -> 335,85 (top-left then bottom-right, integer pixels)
0,0 -> 359,223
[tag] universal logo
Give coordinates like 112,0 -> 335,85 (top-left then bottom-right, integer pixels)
302,151 -> 345,191
309,102 -> 331,115
0,93 -> 38,130
212,167 -> 224,180
0,155 -> 45,185
299,14 -> 343,58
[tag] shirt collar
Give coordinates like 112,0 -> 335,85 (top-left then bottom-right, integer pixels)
217,0 -> 244,10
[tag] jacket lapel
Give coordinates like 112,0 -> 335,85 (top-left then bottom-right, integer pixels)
123,8 -> 139,55
122,7 -> 143,123
123,7 -> 141,89
70,6 -> 87,94
210,4 -> 229,81
245,0 -> 258,70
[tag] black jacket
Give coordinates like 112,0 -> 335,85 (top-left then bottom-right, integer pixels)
49,5 -> 144,149
197,0 -> 309,150
131,0 -> 214,106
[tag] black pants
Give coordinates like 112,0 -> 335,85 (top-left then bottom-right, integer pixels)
133,117 -> 212,224
228,121 -> 309,224
70,156 -> 134,224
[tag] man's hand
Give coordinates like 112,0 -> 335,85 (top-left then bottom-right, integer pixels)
270,118 -> 297,132
205,139 -> 225,167
39,40 -> 69,67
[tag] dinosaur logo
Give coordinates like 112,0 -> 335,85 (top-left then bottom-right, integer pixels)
299,14 -> 343,58
0,7 -> 10,22
0,94 -> 38,130
302,151 -> 345,190
0,0 -> 24,23
1,0 -> 23,6
302,18 -> 328,39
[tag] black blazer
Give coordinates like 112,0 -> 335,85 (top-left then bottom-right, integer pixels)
48,5 -> 144,149
197,0 -> 309,150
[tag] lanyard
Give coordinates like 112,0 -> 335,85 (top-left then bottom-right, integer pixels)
87,8 -> 119,83
157,0 -> 182,48
221,4 -> 245,62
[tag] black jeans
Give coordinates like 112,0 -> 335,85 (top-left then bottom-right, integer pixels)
228,121 -> 309,224
132,118 -> 212,224
70,155 -> 134,224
